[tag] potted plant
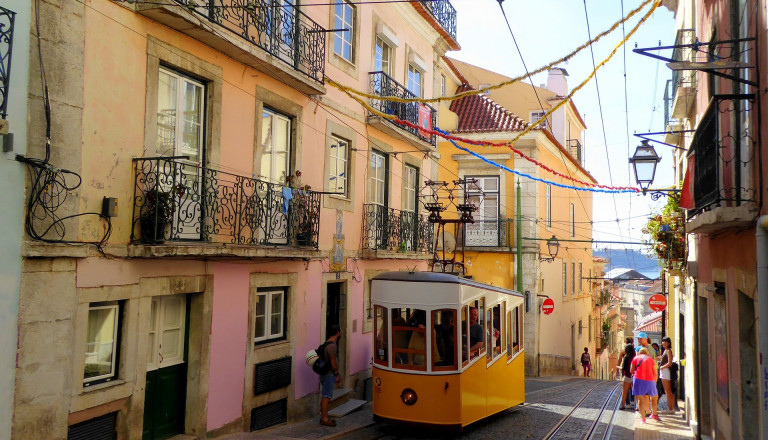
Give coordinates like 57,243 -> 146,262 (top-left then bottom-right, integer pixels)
139,184 -> 185,244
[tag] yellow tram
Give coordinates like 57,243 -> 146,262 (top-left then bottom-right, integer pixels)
371,271 -> 525,429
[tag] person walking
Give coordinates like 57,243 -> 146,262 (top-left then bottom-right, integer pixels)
631,346 -> 658,423
659,336 -> 678,413
319,325 -> 342,427
636,332 -> 660,420
617,337 -> 635,410
581,347 -> 592,377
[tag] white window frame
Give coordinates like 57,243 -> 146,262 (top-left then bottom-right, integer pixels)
440,74 -> 447,96
254,288 -> 286,344
261,108 -> 292,185
545,184 -> 552,228
530,110 -> 549,130
570,203 -> 575,237
374,36 -> 392,75
466,176 -> 500,221
334,1 -> 354,62
84,302 -> 121,386
404,165 -> 418,213
157,67 -> 205,163
329,135 -> 349,198
571,262 -> 576,297
562,262 -> 567,298
579,263 -> 583,294
147,295 -> 186,371
369,151 -> 387,206
407,64 -> 422,97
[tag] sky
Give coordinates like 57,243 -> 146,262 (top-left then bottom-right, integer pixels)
446,0 -> 677,257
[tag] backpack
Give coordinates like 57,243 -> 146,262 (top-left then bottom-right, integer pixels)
670,361 -> 679,382
312,341 -> 333,375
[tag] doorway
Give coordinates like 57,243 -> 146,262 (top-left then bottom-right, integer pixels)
143,295 -> 189,440
738,290 -> 758,439
326,282 -> 346,375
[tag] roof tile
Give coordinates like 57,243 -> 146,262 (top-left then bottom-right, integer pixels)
449,84 -> 531,133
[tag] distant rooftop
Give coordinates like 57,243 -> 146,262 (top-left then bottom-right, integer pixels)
605,268 -> 651,281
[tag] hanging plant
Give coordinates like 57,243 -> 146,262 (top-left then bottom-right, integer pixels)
641,195 -> 686,270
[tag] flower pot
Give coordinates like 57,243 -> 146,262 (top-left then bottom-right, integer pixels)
140,216 -> 167,244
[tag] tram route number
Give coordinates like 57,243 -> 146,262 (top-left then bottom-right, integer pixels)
542,298 -> 555,315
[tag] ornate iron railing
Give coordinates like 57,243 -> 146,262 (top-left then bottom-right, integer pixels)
464,218 -> 511,247
170,0 -> 325,83
132,157 -> 320,247
369,71 -> 436,146
0,6 -> 16,119
419,0 -> 457,42
688,94 -> 757,215
363,204 -> 434,253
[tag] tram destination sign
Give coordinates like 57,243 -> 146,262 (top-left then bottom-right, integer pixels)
649,294 -> 667,312
542,298 -> 555,315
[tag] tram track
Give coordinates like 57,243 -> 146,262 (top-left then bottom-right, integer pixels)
539,381 -> 622,440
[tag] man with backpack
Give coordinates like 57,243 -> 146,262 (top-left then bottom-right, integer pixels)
319,325 -> 342,427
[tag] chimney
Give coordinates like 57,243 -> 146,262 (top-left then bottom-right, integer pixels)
547,67 -> 569,95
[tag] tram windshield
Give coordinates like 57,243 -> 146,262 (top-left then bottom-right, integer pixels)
432,309 -> 457,370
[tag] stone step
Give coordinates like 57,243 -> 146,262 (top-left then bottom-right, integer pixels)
330,387 -> 352,404
328,399 -> 367,418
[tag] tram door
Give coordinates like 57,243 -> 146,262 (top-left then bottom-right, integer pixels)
326,282 -> 346,375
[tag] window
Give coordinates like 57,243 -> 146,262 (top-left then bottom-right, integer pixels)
545,185 -> 552,228
510,304 -> 522,355
579,263 -> 583,294
487,302 -> 504,361
261,108 -> 292,185
373,305 -> 388,366
530,110 -> 549,129
440,74 -> 446,96
368,151 -> 387,206
374,36 -> 391,75
571,263 -> 576,297
391,308 -> 426,370
157,68 -> 205,163
562,263 -> 567,298
466,176 -> 500,246
462,298 -> 485,366
432,309 -> 457,370
570,203 -> 575,237
334,1 -> 354,62
407,64 -> 422,97
579,319 -> 583,336
329,135 -> 349,197
254,288 -> 286,344
147,295 -> 186,371
403,165 -> 418,213
84,302 -> 121,386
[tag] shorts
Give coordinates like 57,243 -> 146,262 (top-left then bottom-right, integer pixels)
632,378 -> 658,396
320,373 -> 336,399
623,376 -> 633,383
659,368 -> 671,381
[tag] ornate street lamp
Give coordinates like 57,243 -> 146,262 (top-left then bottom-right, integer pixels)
540,235 -> 560,263
629,140 -> 680,200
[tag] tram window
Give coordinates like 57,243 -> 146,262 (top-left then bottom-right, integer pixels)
511,305 -> 522,355
391,308 -> 427,370
461,305 -> 468,366
488,303 -> 503,359
432,309 -> 457,370
391,308 -> 410,366
506,309 -> 512,355
374,305 -> 388,366
464,298 -> 485,363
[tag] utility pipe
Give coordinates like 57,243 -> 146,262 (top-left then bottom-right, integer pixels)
757,216 -> 768,440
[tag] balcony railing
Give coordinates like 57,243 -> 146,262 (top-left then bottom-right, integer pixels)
363,204 -> 434,254
132,157 -> 320,247
419,0 -> 457,42
567,139 -> 582,164
0,6 -> 16,119
169,0 -> 325,83
688,94 -> 756,216
464,219 -> 511,247
670,29 -> 696,100
369,71 -> 437,146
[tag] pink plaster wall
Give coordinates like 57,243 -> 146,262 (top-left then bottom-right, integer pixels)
207,263 -> 249,430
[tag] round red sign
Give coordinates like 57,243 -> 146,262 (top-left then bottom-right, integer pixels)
542,298 -> 555,315
649,294 -> 667,312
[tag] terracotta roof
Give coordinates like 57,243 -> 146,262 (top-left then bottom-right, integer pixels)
442,57 -> 469,85
449,84 -> 531,133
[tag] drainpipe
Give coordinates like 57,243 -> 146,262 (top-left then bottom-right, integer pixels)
757,216 -> 768,440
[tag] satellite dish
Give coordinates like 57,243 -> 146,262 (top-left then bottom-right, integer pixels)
437,231 -> 456,253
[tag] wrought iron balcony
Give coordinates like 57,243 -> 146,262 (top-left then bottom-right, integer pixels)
418,0 -> 457,42
0,6 -> 16,120
363,204 -> 434,254
463,218 -> 512,248
161,0 -> 325,83
132,157 -> 320,248
368,71 -> 437,147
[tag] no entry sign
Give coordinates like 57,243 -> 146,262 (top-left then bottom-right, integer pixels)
542,298 -> 555,315
649,294 -> 667,312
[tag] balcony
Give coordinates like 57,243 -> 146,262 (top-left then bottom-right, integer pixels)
0,6 -> 15,120
131,157 -> 320,252
134,0 -> 326,94
368,71 -> 437,149
362,204 -> 434,257
463,219 -> 512,248
567,139 -> 582,165
415,0 -> 457,46
686,95 -> 758,233
669,29 -> 696,120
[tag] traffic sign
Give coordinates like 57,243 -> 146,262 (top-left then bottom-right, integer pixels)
542,298 -> 555,315
649,294 -> 667,312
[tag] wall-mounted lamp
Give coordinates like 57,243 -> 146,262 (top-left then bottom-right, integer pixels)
629,140 -> 680,200
540,235 -> 560,263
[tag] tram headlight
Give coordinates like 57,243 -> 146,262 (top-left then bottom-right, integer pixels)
400,388 -> 418,405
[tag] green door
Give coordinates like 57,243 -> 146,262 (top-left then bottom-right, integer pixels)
143,295 -> 188,440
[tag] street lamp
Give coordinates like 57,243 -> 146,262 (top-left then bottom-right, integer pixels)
540,235 -> 560,263
629,140 -> 680,200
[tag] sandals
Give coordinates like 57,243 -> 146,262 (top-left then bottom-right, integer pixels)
319,418 -> 337,427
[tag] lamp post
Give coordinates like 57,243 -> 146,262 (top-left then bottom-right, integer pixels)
629,140 -> 681,200
540,235 -> 560,263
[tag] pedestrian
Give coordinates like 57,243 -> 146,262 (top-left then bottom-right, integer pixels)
581,347 -> 592,377
319,325 -> 342,427
631,346 -> 658,423
659,336 -> 678,413
652,342 -> 661,359
636,332 -> 660,419
617,337 -> 635,410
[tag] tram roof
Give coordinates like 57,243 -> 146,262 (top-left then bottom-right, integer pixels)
372,271 -> 522,297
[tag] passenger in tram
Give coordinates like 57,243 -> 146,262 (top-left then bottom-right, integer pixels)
434,311 -> 455,366
407,310 -> 427,366
392,311 -> 409,365
631,346 -> 659,424
468,307 -> 484,359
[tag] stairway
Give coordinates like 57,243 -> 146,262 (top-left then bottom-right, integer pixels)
328,388 -> 367,418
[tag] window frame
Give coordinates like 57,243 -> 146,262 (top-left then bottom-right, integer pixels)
403,164 -> 418,213
84,301 -> 122,387
156,67 -> 206,163
374,36 -> 392,75
254,288 -> 288,345
530,110 -> 549,130
407,64 -> 423,98
368,150 -> 388,206
562,262 -> 568,298
329,135 -> 350,198
545,185 -> 552,229
570,203 -> 575,237
333,0 -> 355,62
260,107 -> 293,185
